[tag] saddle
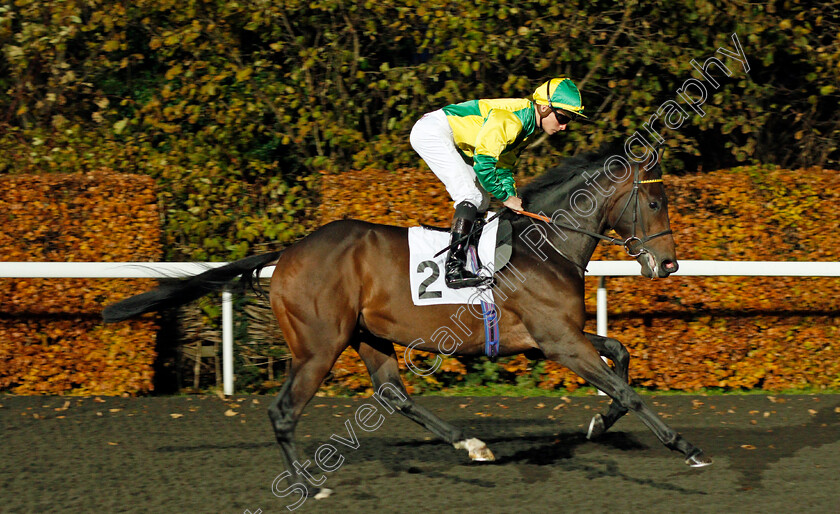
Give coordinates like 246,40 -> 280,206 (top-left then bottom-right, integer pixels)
418,217 -> 513,276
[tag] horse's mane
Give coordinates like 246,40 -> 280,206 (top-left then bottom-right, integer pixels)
519,140 -> 622,201
497,139 -> 662,228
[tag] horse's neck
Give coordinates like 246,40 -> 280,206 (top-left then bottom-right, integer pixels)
524,175 -> 611,274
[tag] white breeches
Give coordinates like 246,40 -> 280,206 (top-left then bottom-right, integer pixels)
409,109 -> 491,212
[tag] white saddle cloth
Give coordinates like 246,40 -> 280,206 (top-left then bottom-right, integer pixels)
408,214 -> 499,306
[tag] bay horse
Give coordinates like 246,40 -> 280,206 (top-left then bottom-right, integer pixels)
104,145 -> 712,499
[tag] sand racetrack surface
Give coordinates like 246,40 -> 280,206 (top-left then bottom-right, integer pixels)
2,394 -> 839,513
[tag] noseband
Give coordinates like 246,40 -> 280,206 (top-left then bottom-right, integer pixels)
519,164 -> 672,260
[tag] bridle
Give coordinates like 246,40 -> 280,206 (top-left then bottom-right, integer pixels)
519,163 -> 672,260
609,163 -> 673,257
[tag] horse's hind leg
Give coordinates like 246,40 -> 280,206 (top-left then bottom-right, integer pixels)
355,337 -> 495,462
267,336 -> 348,501
584,332 -> 630,440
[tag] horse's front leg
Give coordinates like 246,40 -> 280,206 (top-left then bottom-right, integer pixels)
539,330 -> 712,467
584,332 -> 630,439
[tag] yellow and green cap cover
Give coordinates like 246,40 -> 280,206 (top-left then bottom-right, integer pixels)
532,77 -> 587,119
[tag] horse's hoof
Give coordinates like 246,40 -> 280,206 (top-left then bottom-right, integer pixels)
313,487 -> 333,500
685,451 -> 713,468
470,445 -> 495,462
587,414 -> 606,440
454,437 -> 495,462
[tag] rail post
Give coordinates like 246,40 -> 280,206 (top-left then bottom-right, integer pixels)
222,289 -> 234,395
597,276 -> 608,337
597,276 -> 608,395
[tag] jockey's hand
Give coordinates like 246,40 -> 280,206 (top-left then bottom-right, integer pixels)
503,195 -> 523,213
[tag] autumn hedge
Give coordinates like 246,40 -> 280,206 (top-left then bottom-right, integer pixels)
0,172 -> 162,395
318,165 -> 840,394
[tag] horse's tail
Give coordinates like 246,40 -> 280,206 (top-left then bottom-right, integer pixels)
102,250 -> 283,323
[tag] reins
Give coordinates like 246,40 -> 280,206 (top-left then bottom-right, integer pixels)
520,164 -> 672,259
432,164 -> 673,262
518,209 -> 625,245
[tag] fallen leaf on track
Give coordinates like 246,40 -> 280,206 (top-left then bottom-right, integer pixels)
224,409 -> 238,417
170,413 -> 183,419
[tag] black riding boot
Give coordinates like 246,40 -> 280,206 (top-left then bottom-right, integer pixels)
445,202 -> 493,289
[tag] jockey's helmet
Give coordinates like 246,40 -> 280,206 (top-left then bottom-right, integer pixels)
532,78 -> 587,120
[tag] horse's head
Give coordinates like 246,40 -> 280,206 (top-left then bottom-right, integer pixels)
606,153 -> 678,278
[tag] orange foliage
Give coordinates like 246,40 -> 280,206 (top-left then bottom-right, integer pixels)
320,165 -> 840,392
0,171 -> 162,395
319,167 -> 454,227
0,320 -> 158,395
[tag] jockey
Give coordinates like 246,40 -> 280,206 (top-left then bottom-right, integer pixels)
410,77 -> 587,289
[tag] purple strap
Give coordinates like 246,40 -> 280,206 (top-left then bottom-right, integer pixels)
467,246 -> 499,359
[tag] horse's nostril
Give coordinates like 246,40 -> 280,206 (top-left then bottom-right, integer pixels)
663,260 -> 678,272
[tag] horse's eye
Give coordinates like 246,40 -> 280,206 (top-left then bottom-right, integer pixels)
649,201 -> 659,210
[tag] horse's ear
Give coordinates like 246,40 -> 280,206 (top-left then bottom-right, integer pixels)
642,144 -> 661,171
654,143 -> 666,176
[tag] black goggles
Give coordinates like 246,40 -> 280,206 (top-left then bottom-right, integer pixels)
551,108 -> 572,125
545,81 -> 574,125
